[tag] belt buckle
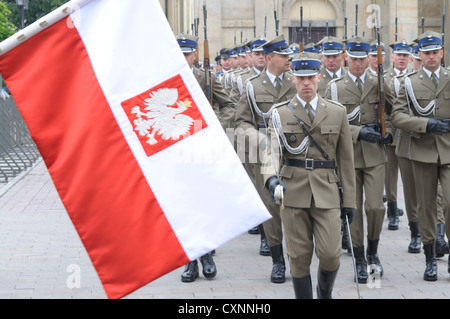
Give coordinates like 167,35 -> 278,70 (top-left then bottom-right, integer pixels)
305,158 -> 314,170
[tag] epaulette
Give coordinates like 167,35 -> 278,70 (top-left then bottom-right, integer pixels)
273,100 -> 290,109
246,73 -> 261,83
323,98 -> 346,109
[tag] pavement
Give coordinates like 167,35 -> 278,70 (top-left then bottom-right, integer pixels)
0,158 -> 449,300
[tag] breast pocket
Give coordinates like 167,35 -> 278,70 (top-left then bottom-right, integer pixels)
282,125 -> 304,148
321,124 -> 340,147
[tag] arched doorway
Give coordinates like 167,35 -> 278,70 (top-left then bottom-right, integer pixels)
284,0 -> 340,44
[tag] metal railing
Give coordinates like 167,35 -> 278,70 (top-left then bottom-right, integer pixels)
0,91 -> 41,183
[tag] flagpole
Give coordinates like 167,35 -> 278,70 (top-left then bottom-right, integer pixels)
0,0 -> 93,56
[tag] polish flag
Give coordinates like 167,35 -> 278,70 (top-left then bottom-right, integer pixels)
0,0 -> 271,299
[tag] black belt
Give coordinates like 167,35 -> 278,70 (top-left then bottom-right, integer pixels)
285,158 -> 335,170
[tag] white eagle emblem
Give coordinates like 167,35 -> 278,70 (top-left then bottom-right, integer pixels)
131,88 -> 194,145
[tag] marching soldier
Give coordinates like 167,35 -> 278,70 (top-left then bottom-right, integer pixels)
262,52 -> 356,299
176,34 -> 235,282
235,34 -> 296,284
317,36 -> 347,97
217,48 -> 234,84
326,37 -> 393,284
383,40 -> 412,230
230,36 -> 270,256
390,44 -> 422,254
392,31 -> 450,281
367,41 -> 386,76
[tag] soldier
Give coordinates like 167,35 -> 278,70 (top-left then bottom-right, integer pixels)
235,34 -> 296,283
367,41 -> 385,76
383,40 -> 412,230
217,48 -> 233,84
317,36 -> 347,97
326,37 -> 393,283
176,34 -> 235,282
262,52 -> 356,299
390,43 -> 422,254
392,31 -> 450,281
230,36 -> 270,256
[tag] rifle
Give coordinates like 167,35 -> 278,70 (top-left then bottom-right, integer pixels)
299,3 -> 304,52
274,0 -> 279,36
203,3 -> 213,105
442,0 -> 446,67
395,0 -> 398,42
375,9 -> 386,137
194,17 -> 200,68
355,3 -> 358,37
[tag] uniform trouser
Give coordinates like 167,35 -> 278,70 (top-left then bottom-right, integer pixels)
281,204 -> 341,278
385,145 -> 398,203
351,164 -> 386,247
253,162 -> 283,247
397,157 -> 419,223
411,161 -> 450,244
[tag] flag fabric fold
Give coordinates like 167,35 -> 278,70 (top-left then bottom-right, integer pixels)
0,0 -> 271,299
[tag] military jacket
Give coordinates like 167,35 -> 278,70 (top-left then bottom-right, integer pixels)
325,70 -> 391,168
193,67 -> 234,129
262,95 -> 356,209
391,66 -> 450,165
235,69 -> 297,163
318,66 -> 347,98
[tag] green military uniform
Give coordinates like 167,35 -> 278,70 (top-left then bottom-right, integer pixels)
392,31 -> 450,281
262,52 -> 356,299
391,73 -> 422,254
325,37 -> 393,283
235,34 -> 296,284
383,40 -> 412,229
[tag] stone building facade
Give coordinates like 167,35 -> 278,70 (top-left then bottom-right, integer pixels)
160,0 -> 450,67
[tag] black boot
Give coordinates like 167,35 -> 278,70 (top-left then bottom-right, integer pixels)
269,245 -> 286,283
341,221 -> 351,254
353,246 -> 368,283
259,224 -> 270,256
408,222 -> 421,253
423,243 -> 438,281
435,223 -> 449,258
292,275 -> 313,299
181,260 -> 199,282
200,252 -> 217,279
248,226 -> 259,235
387,202 -> 399,230
316,267 -> 339,299
367,239 -> 383,277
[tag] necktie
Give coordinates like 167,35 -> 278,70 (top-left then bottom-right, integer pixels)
356,77 -> 363,93
333,73 -> 338,79
431,72 -> 438,88
305,103 -> 314,123
275,77 -> 282,93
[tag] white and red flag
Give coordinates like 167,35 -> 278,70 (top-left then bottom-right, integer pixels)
0,0 -> 270,299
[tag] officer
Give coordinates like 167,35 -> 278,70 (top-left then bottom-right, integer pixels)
383,39 -> 412,230
262,52 -> 356,299
317,36 -> 347,97
392,31 -> 450,281
230,36 -> 270,256
176,34 -> 235,282
390,43 -> 422,254
326,37 -> 393,283
367,41 -> 385,76
217,48 -> 234,84
177,34 -> 234,131
235,34 -> 297,284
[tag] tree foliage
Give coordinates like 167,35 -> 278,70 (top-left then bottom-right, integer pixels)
0,1 -> 16,41
2,0 -> 70,31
